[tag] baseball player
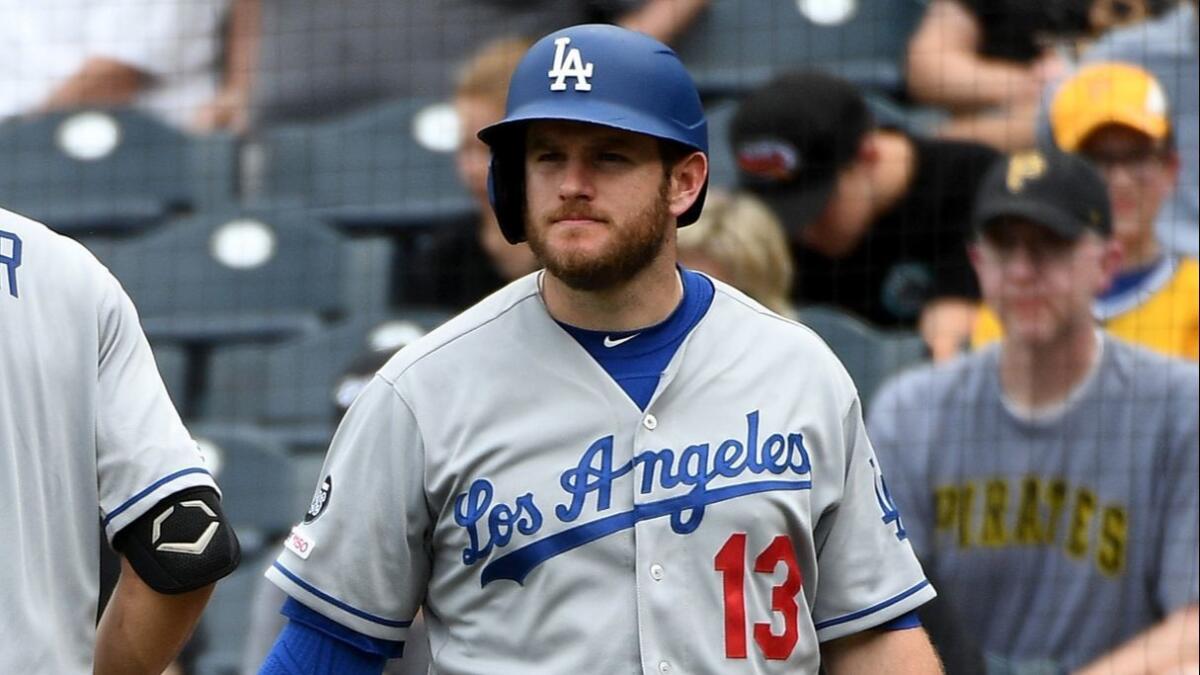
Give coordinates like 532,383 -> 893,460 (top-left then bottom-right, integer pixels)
0,207 -> 240,674
261,25 -> 940,674
869,150 -> 1199,672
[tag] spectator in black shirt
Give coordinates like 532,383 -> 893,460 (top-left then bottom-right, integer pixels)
732,70 -> 998,360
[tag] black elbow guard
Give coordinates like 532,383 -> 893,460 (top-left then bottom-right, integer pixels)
113,486 -> 241,594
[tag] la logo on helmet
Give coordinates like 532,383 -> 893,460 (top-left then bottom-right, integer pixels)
548,37 -> 593,91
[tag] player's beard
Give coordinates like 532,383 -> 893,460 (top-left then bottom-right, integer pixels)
526,179 -> 672,292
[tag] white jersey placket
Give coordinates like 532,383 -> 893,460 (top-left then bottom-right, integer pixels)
630,348 -> 690,675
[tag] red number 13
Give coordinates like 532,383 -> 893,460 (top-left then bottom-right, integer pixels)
713,533 -> 803,660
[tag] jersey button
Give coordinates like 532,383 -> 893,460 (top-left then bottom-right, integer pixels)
643,414 -> 658,430
649,563 -> 664,580
658,661 -> 672,673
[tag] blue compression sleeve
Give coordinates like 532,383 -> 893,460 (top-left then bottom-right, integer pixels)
280,598 -> 405,658
259,619 -> 387,675
878,609 -> 922,630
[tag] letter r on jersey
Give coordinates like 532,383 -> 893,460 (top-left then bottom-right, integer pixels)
0,230 -> 22,298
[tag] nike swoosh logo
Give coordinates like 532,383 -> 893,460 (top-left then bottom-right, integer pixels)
603,333 -> 640,348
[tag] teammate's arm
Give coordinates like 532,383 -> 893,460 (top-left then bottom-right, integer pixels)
96,485 -> 239,674
94,557 -> 214,675
820,626 -> 944,675
1073,603 -> 1199,674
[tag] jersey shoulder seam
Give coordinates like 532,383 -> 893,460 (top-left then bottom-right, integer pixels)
709,282 -> 815,335
361,374 -> 438,521
377,285 -> 541,384
710,281 -> 854,374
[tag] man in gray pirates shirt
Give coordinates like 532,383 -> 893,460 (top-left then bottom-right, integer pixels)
869,148 -> 1199,673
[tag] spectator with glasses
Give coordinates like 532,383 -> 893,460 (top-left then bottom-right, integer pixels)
973,63 -> 1198,360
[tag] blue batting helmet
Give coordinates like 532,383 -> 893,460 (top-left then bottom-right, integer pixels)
478,24 -> 709,244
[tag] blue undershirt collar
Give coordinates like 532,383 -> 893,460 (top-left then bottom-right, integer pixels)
1101,256 -> 1165,301
556,267 -> 715,411
1094,255 -> 1175,320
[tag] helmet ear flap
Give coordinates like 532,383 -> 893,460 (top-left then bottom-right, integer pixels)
487,136 -> 528,244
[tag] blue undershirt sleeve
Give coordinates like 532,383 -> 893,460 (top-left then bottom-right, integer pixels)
258,619 -> 386,675
258,598 -> 404,674
877,609 -> 922,630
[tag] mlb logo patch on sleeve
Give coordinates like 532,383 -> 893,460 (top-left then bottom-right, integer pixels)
304,475 -> 333,524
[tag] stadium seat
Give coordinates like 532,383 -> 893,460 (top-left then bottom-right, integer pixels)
341,235 -> 396,318
799,305 -> 928,410
705,99 -> 740,189
91,208 -> 345,344
191,556 -> 266,675
202,309 -> 448,450
186,426 -> 318,675
250,97 -> 474,231
0,108 -> 234,235
190,130 -> 240,209
862,90 -> 948,138
674,0 -> 925,98
190,425 -> 303,551
150,343 -> 190,410
199,319 -> 371,446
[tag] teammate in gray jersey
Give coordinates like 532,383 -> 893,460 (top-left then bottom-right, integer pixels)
260,24 -> 940,675
869,149 -> 1200,673
0,208 -> 240,674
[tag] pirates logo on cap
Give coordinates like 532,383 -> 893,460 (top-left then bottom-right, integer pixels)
1006,151 -> 1047,193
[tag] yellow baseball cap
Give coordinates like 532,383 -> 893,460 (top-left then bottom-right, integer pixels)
1051,62 -> 1170,151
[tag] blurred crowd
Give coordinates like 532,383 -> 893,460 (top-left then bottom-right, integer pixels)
2,0 -> 1197,673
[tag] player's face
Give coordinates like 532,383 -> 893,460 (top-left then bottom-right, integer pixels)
523,121 -> 674,291
1079,125 -> 1176,258
973,220 -> 1114,346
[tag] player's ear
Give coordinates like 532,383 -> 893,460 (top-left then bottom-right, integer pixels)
668,151 -> 708,220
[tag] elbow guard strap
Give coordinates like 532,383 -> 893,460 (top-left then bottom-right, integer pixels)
113,486 -> 241,594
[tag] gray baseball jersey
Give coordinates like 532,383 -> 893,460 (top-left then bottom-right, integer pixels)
0,209 -> 217,674
267,272 -> 934,674
868,336 -> 1200,671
